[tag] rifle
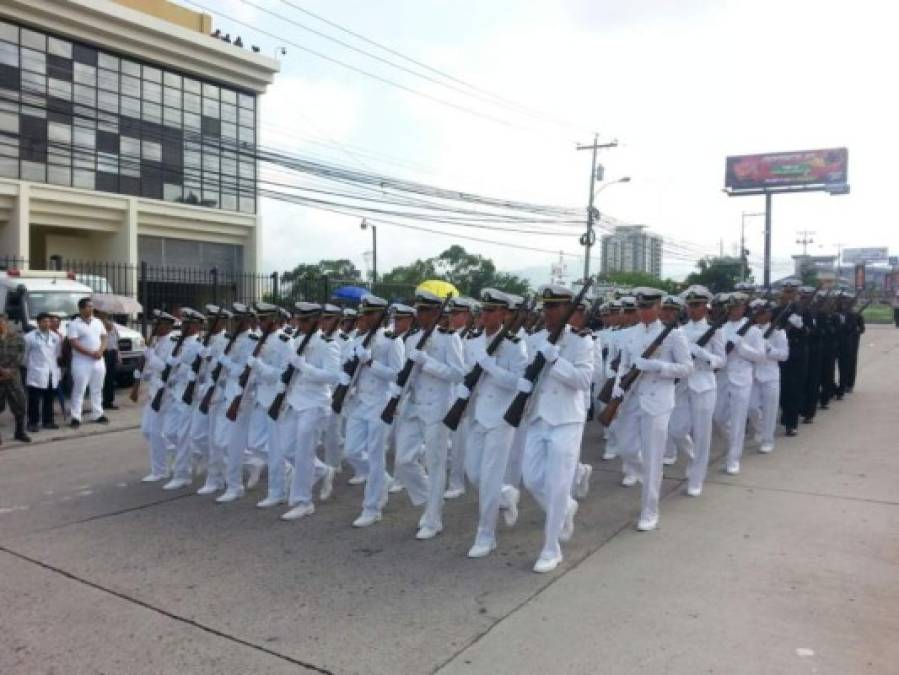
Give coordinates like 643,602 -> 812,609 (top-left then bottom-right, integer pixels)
267,318 -> 321,421
381,295 -> 453,425
198,328 -> 242,414
857,298 -> 874,315
597,321 -> 677,427
596,348 -> 621,404
128,318 -> 163,402
443,297 -> 533,431
182,314 -> 223,405
330,309 -> 388,415
225,325 -> 277,421
763,302 -> 795,339
150,330 -> 188,412
503,280 -> 594,428
725,316 -> 756,354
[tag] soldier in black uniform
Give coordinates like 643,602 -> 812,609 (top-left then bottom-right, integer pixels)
845,297 -> 865,393
835,291 -> 861,398
775,279 -> 806,436
818,293 -> 839,410
798,286 -> 822,424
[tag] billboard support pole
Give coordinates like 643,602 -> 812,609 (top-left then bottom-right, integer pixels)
763,192 -> 772,289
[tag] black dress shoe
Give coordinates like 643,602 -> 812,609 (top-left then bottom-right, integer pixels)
26,424 -> 40,433
104,403 -> 119,410
802,417 -> 813,424
785,428 -> 798,437
14,431 -> 31,443
70,419 -> 81,428
819,404 -> 829,410
95,416 -> 110,424
43,423 -> 60,430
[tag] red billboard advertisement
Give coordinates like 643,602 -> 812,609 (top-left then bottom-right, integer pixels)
725,148 -> 848,191
854,263 -> 866,291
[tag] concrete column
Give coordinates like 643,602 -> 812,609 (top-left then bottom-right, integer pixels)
2,182 -> 30,267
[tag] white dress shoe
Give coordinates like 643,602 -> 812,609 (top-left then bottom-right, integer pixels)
320,466 -> 336,501
246,462 -> 264,490
601,447 -> 618,461
352,512 -> 382,528
502,486 -> 520,527
387,477 -> 404,493
533,553 -> 563,574
281,503 -> 315,520
348,474 -> 366,485
443,487 -> 465,499
141,473 -> 167,483
725,461 -> 740,475
415,525 -> 442,540
560,500 -> 578,542
256,495 -> 286,508
686,486 -> 702,497
662,455 -> 677,466
196,482 -> 223,496
215,488 -> 244,503
467,541 -> 496,558
621,474 -> 639,487
637,515 -> 659,531
575,464 -> 593,499
162,477 -> 191,491
758,443 -> 774,454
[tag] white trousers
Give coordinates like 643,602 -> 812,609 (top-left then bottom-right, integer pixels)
751,379 -> 780,447
263,411 -> 292,500
616,405 -> 672,523
287,406 -> 329,506
465,421 -> 515,546
164,399 -> 195,481
221,398 -> 251,491
70,358 -> 105,422
141,401 -> 167,476
188,402 -> 211,461
670,388 -> 716,492
503,423 -> 528,487
714,381 -> 752,464
395,415 -> 450,531
204,393 -> 229,488
322,409 -> 344,469
615,396 -> 643,480
345,414 -> 389,516
522,418 -> 581,559
247,403 -> 271,465
447,421 -> 468,493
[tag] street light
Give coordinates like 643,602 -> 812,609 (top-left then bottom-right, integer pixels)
361,219 -> 377,283
581,176 -> 631,281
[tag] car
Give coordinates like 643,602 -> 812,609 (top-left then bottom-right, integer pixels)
0,269 -> 146,384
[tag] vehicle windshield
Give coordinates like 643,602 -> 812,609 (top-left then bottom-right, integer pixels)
26,291 -> 84,318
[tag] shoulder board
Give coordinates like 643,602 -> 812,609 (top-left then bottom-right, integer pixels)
438,327 -> 456,334
407,327 -> 421,336
339,333 -> 349,341
507,334 -> 521,344
578,328 -> 592,338
384,331 -> 399,340
169,335 -> 179,342
278,334 -> 290,341
466,329 -> 483,339
223,333 -> 232,340
248,334 -> 260,341
321,335 -> 334,342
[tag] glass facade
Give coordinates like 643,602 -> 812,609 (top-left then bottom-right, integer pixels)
0,19 -> 256,213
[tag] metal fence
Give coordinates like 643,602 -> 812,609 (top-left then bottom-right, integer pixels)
0,256 -> 416,335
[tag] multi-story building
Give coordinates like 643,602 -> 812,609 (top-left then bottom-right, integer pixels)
0,0 -> 278,283
600,225 -> 663,278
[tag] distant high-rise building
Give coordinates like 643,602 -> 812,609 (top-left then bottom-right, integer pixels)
600,225 -> 663,277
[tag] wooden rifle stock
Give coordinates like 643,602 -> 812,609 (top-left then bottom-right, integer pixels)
330,310 -> 387,415
597,322 -> 677,427
443,297 -> 533,431
182,317 -> 221,405
267,319 -> 321,421
198,328 -> 241,414
503,280 -> 594,429
150,330 -> 188,412
596,350 -> 621,404
381,296 -> 453,425
225,327 -> 276,421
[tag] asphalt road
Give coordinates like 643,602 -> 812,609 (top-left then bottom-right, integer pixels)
1,326 -> 897,674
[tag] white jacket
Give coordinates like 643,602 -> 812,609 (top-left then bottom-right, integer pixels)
142,332 -> 179,398
220,330 -> 259,403
678,319 -> 726,394
618,320 -> 692,416
250,329 -> 296,408
285,331 -> 340,412
401,328 -> 465,424
346,328 -> 404,420
467,330 -> 528,430
167,333 -> 203,402
24,329 -> 61,388
753,324 -> 789,383
528,327 -> 593,427
722,319 -> 766,387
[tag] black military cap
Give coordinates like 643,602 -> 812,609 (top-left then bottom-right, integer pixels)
294,301 -> 322,317
359,294 -> 388,313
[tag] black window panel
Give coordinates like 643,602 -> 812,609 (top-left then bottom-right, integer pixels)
96,171 -> 118,193
162,166 -> 183,184
120,115 -> 140,137
47,96 -> 73,124
73,43 -> 97,66
141,163 -> 162,198
0,64 -> 20,89
141,119 -> 162,143
201,115 -> 220,137
161,138 -> 182,169
96,130 -> 119,154
21,114 -> 47,162
47,54 -> 73,81
119,174 -> 140,196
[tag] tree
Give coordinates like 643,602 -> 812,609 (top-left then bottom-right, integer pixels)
283,259 -> 361,282
382,246 -> 529,298
597,271 -> 680,293
684,256 -> 749,293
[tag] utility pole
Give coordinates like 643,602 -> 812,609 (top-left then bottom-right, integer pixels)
741,212 -> 764,282
576,135 -> 618,283
796,229 -> 816,256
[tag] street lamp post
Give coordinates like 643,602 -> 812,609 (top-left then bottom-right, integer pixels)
361,219 -> 377,284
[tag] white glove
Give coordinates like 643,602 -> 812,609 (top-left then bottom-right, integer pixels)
165,355 -> 178,366
516,378 -> 534,394
729,335 -> 743,348
477,353 -> 496,372
187,371 -> 197,382
275,381 -> 287,394
290,354 -> 306,370
218,356 -> 233,370
765,343 -> 773,354
689,343 -> 702,357
788,314 -> 803,330
409,348 -> 426,364
388,382 -> 403,398
354,345 -> 372,364
133,369 -> 141,380
455,383 -> 471,400
538,341 -> 560,363
612,383 -> 625,399
469,342 -> 487,363
198,346 -> 210,359
338,371 -> 352,386
246,356 -> 258,369
635,357 -> 662,372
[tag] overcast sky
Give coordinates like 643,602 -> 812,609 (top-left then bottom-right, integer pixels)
205,0 -> 897,283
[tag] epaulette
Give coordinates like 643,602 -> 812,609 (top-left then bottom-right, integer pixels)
466,328 -> 483,339
339,333 -> 349,341
407,327 -> 421,337
248,333 -> 260,341
321,335 -> 334,342
278,333 -> 290,342
169,335 -> 179,342
507,334 -> 521,344
384,331 -> 399,340
223,333 -> 232,340
438,327 -> 456,334
578,328 -> 592,338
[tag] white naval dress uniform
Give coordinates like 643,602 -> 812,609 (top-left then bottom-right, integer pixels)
571,330 -> 601,496
217,329 -> 259,495
713,319 -> 766,470
446,331 -> 481,495
322,332 -> 354,473
750,324 -> 789,450
614,320 -> 692,526
521,327 -> 592,561
667,319 -> 726,494
344,328 -> 404,518
162,333 -> 204,482
603,326 -> 632,461
140,333 -> 177,478
394,328 -> 465,534
463,330 -> 527,549
503,328 -> 542,488
284,330 -> 341,507
188,330 -> 228,482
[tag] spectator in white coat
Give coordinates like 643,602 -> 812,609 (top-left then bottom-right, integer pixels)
24,312 -> 62,432
67,297 -> 108,427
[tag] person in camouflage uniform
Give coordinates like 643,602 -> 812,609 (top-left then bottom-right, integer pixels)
0,313 -> 31,445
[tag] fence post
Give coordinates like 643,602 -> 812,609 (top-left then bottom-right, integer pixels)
210,266 -> 218,307
139,260 -> 148,338
271,271 -> 279,304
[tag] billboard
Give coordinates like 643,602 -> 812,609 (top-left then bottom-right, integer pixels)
843,247 -> 889,263
725,148 -> 848,191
